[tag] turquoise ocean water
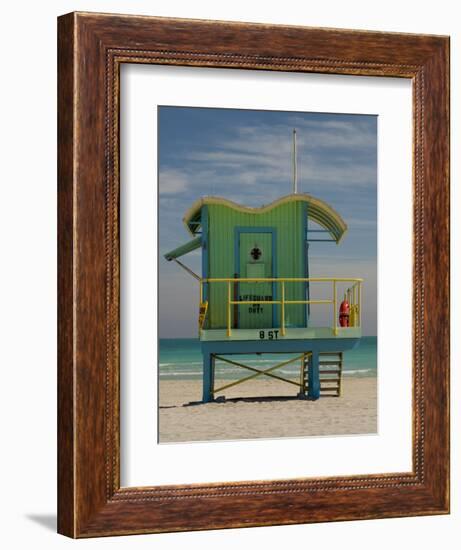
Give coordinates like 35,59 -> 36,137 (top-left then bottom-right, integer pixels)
159,336 -> 377,380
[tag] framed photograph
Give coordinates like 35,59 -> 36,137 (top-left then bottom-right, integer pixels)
58,12 -> 449,537
156,106 -> 377,445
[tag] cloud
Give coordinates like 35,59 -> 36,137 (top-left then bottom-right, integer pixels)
159,116 -> 376,206
158,168 -> 189,194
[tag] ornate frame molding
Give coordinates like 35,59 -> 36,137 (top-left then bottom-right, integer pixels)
58,12 -> 449,537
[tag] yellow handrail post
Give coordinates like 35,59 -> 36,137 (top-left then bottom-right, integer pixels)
359,281 -> 362,327
355,284 -> 358,327
351,285 -> 355,327
281,282 -> 286,336
333,280 -> 337,336
227,281 -> 231,337
355,284 -> 359,327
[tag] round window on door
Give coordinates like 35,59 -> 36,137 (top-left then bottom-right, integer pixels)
250,245 -> 262,261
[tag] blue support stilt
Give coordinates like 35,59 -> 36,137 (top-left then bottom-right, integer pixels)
202,352 -> 214,403
308,350 -> 320,400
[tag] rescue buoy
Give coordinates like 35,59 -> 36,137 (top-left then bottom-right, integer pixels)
339,299 -> 350,327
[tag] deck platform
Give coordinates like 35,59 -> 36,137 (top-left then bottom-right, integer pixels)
200,326 -> 361,342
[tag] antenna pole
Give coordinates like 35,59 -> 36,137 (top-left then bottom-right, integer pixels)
292,128 -> 298,194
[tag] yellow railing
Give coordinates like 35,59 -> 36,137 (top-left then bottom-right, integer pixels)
200,277 -> 363,337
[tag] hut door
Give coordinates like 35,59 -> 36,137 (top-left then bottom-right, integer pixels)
237,232 -> 274,329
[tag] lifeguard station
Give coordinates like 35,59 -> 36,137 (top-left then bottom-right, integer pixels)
164,132 -> 363,403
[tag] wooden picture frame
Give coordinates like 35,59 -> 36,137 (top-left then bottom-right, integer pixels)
57,12 -> 450,538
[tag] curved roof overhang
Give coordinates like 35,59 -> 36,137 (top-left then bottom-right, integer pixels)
183,193 -> 348,243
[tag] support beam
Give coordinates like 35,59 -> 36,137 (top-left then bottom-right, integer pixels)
202,352 -> 214,403
213,354 -> 303,393
308,350 -> 321,400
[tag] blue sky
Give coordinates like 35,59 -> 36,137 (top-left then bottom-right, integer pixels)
158,107 -> 377,337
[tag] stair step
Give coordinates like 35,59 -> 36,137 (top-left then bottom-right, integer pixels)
301,351 -> 343,398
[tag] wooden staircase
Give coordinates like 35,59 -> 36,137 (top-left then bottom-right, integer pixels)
301,352 -> 343,397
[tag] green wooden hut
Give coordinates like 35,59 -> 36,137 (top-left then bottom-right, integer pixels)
165,193 -> 363,402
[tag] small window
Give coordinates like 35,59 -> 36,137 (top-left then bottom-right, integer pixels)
250,246 -> 262,261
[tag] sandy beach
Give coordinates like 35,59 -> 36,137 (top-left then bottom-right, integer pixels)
159,376 -> 377,443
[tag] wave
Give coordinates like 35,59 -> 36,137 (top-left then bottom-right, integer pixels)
159,368 -> 375,378
343,369 -> 373,376
160,358 -> 305,367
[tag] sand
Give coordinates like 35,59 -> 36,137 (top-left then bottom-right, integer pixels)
159,377 -> 377,443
